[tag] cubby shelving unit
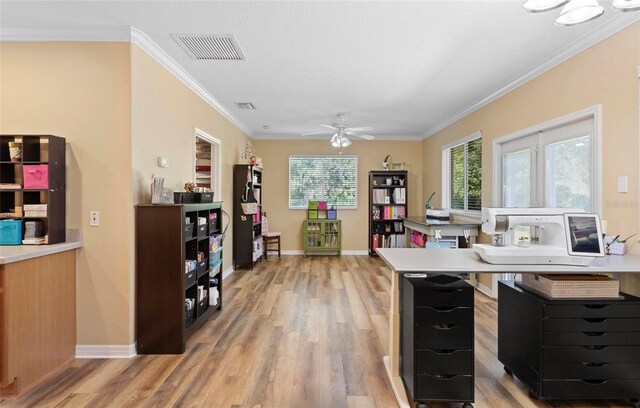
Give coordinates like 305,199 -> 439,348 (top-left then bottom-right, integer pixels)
0,135 -> 65,244
135,202 -> 224,354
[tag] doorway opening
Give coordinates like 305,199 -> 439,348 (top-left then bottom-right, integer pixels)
195,128 -> 221,200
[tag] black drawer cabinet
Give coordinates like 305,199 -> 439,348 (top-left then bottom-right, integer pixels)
401,274 -> 474,406
498,281 -> 640,403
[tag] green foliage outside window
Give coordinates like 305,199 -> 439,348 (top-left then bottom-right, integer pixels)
449,137 -> 482,211
289,156 -> 357,208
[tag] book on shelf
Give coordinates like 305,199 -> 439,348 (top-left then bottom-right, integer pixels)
372,233 -> 406,249
381,205 -> 405,220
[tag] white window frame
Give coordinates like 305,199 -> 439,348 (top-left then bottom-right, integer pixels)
288,154 -> 358,210
491,106 -> 602,214
441,131 -> 482,217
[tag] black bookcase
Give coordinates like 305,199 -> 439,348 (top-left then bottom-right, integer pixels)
368,170 -> 408,255
233,164 -> 263,269
0,135 -> 66,244
136,202 -> 224,354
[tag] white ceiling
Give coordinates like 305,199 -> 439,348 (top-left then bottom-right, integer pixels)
2,1 -> 639,140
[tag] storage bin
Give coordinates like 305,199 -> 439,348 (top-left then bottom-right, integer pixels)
210,259 -> 222,277
0,220 -> 22,245
184,223 -> 195,238
210,247 -> 222,263
174,192 -> 195,203
194,192 -> 214,203
23,165 -> 49,189
210,234 -> 223,251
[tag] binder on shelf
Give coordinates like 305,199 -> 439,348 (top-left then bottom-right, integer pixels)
392,188 -> 406,204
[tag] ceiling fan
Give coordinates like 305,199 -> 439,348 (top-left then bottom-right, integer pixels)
302,114 -> 375,148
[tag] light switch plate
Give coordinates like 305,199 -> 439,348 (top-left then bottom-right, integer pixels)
90,211 -> 100,226
618,176 -> 628,193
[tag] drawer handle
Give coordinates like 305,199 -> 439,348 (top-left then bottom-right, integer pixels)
584,332 -> 606,337
584,345 -> 607,350
582,379 -> 607,384
584,318 -> 607,323
432,289 -> 459,294
431,307 -> 457,312
583,362 -> 606,367
432,349 -> 456,355
431,374 -> 456,380
584,305 -> 607,309
432,324 -> 455,330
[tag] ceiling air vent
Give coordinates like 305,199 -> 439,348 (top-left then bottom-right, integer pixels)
172,34 -> 246,61
235,102 -> 256,110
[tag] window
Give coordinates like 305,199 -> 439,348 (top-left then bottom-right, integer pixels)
442,132 -> 482,213
289,155 -> 358,209
497,115 -> 597,212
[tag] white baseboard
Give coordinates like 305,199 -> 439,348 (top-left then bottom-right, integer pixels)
222,265 -> 235,279
281,250 -> 368,256
476,282 -> 496,299
76,343 -> 136,359
342,250 -> 368,255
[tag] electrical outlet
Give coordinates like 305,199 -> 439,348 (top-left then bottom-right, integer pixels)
90,211 -> 100,226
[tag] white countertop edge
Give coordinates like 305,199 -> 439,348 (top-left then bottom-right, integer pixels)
0,229 -> 83,264
376,248 -> 640,274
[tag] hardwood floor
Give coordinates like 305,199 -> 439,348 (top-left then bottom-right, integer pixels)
1,256 -> 632,408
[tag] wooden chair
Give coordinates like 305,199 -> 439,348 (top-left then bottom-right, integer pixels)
261,212 -> 281,259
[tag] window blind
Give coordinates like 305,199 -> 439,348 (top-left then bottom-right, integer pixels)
289,155 -> 358,208
442,134 -> 482,213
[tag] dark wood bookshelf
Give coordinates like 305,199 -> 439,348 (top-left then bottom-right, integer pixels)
368,170 -> 408,256
136,202 -> 224,354
0,135 -> 65,245
233,164 -> 263,269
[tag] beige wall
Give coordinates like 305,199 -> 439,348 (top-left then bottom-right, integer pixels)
0,42 -> 134,344
0,42 -> 250,346
252,140 -> 423,251
131,44 -> 250,286
421,22 -> 640,294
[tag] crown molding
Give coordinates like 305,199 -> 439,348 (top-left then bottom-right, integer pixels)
421,13 -> 640,140
252,133 -> 423,141
0,25 -> 254,138
0,25 -> 131,42
129,27 -> 254,138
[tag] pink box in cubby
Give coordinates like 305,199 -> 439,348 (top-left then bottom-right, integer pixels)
23,165 -> 49,189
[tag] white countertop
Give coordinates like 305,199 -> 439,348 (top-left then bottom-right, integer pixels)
376,248 -> 640,273
0,230 -> 82,264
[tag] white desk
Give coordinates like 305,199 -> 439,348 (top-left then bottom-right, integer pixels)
376,248 -> 640,408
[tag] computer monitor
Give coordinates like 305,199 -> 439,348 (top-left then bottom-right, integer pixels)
563,213 -> 605,257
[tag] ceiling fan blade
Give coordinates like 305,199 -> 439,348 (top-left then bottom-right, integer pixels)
356,134 -> 375,140
321,124 -> 339,131
302,130 -> 333,136
346,127 -> 373,132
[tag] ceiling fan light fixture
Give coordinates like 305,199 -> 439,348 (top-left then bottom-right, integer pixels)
342,137 -> 352,148
555,0 -> 605,26
612,0 -> 640,11
522,0 -> 569,12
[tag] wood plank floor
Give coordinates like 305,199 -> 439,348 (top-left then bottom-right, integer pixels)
1,256 -> 632,408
